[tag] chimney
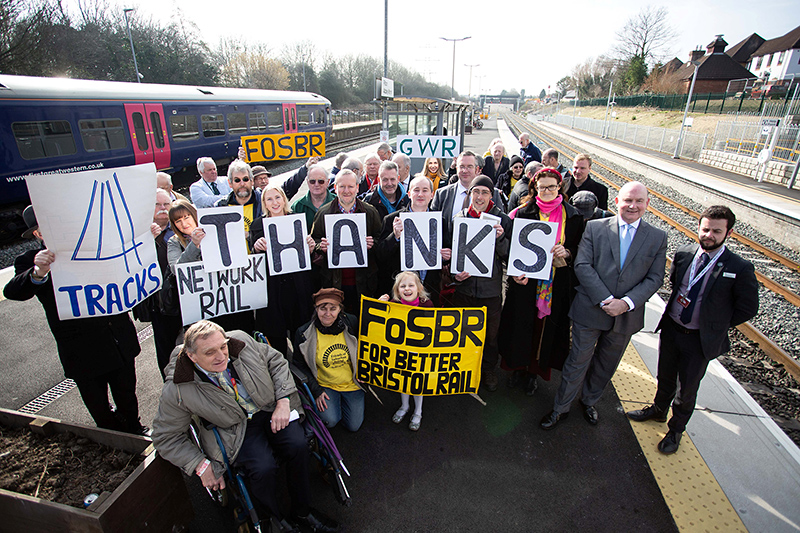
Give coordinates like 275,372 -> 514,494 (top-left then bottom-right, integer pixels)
706,34 -> 727,54
690,48 -> 705,62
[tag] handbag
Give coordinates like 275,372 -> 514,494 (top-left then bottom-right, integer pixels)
159,271 -> 181,316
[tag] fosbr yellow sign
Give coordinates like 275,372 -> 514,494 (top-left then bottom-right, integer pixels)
241,132 -> 326,162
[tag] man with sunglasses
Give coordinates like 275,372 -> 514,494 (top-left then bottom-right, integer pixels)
291,164 -> 336,229
217,159 -> 263,251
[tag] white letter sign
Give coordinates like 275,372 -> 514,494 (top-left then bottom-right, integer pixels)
263,214 -> 311,275
397,136 -> 460,159
399,212 -> 442,271
197,206 -> 249,273
25,163 -> 162,320
451,218 -> 496,278
325,213 -> 368,269
507,219 -> 558,279
176,255 -> 268,326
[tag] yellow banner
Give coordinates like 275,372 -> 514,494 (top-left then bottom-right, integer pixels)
357,296 -> 486,396
241,132 -> 326,162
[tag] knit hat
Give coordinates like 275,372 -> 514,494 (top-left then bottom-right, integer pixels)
469,175 -> 495,193
571,191 -> 599,218
313,288 -> 345,307
509,155 -> 524,168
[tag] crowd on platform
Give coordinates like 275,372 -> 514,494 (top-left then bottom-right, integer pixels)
3,134 -> 759,532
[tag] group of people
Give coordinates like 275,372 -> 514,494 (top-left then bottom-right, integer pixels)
4,133 -> 759,531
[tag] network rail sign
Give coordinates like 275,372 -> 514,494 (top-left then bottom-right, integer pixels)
241,132 -> 326,162
397,135 -> 460,158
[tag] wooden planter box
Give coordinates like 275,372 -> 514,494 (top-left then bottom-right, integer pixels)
0,408 -> 193,533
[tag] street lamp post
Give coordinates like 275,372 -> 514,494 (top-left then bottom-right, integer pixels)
464,63 -> 479,103
674,60 -> 701,159
123,8 -> 141,83
440,36 -> 471,99
602,81 -> 614,138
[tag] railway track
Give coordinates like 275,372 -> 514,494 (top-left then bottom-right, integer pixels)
503,113 -> 800,383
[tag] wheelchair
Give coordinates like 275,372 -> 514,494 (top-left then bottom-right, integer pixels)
187,331 -> 351,533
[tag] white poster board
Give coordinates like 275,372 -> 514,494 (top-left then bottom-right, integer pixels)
507,219 -> 558,280
324,213 -> 368,269
197,205 -> 249,273
450,218 -> 496,278
397,136 -> 460,159
176,255 -> 268,325
399,212 -> 442,271
26,163 -> 162,320
263,214 -> 312,275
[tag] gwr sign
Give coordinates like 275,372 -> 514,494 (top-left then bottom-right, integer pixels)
397,135 -> 460,158
241,132 -> 326,162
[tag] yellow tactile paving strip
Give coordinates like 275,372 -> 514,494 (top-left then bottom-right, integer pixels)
613,343 -> 747,532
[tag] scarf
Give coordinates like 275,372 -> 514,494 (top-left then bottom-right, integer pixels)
399,297 -> 420,307
315,313 -> 347,335
467,200 -> 495,219
377,183 -> 407,214
534,195 -> 565,319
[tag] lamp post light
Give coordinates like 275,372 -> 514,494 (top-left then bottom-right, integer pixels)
464,63 -> 479,103
674,60 -> 701,159
440,36 -> 471,99
602,81 -> 614,138
123,8 -> 141,83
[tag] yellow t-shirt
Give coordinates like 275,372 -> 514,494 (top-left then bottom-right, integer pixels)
315,331 -> 359,392
242,203 -> 254,253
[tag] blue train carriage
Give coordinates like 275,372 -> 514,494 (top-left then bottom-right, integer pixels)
0,73 -> 332,210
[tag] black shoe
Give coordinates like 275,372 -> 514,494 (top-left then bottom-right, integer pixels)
524,375 -> 538,396
627,405 -> 668,423
580,402 -> 598,426
482,370 -> 498,392
275,518 -> 300,533
507,369 -> 525,388
540,410 -> 568,430
295,509 -> 339,533
657,431 -> 682,455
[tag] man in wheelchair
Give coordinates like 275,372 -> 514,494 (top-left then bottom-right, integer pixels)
152,320 -> 339,533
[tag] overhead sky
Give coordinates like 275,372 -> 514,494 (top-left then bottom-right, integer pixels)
109,0 -> 796,98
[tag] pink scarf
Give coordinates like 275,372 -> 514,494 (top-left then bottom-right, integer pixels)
400,297 -> 421,307
534,195 -> 565,319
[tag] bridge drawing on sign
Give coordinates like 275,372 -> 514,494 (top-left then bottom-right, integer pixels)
71,173 -> 144,274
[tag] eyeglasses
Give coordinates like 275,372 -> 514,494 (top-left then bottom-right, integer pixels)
511,165 -> 523,170
308,179 -> 327,185
537,185 -> 559,192
232,177 -> 250,183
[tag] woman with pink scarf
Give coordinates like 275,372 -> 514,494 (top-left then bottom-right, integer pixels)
498,168 -> 585,396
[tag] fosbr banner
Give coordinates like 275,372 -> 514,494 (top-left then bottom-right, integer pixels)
26,163 -> 162,320
240,132 -> 326,162
356,296 -> 486,396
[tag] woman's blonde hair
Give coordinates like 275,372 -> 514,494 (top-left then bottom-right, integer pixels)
391,271 -> 430,302
260,184 -> 291,216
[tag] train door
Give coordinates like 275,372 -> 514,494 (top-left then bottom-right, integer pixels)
123,103 -> 172,170
282,103 -> 298,134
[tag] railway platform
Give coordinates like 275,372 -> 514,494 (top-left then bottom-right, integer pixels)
0,118 -> 799,531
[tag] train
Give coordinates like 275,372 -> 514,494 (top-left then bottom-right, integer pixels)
0,74 -> 332,239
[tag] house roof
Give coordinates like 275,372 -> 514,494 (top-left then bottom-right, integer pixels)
663,58 -> 684,74
752,25 -> 800,57
673,53 -> 755,81
726,33 -> 766,63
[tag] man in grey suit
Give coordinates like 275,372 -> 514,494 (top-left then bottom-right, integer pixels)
541,181 -> 667,430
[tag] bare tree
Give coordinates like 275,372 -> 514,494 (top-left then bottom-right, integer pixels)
613,6 -> 677,67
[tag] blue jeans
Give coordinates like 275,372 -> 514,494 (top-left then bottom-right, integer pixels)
318,387 -> 365,432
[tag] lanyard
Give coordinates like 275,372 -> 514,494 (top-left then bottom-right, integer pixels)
687,246 -> 724,292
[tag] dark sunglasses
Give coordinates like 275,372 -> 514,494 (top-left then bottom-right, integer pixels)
233,177 -> 250,183
308,179 -> 327,184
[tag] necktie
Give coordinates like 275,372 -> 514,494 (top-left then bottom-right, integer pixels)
619,224 -> 634,267
679,253 -> 710,324
209,181 -> 220,195
210,370 -> 259,418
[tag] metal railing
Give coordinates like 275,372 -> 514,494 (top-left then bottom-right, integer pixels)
712,120 -> 800,163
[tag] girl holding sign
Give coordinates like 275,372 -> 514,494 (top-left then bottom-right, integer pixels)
498,168 -> 584,395
250,184 -> 316,357
379,271 -> 434,431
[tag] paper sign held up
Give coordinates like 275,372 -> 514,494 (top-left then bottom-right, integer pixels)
507,219 -> 558,279
198,206 -> 249,273
399,212 -> 442,271
262,214 -> 312,276
451,218 -> 496,278
324,213 -> 368,269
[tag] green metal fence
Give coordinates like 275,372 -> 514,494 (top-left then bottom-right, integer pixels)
573,90 -> 791,115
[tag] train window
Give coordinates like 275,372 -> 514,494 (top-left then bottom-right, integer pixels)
297,108 -> 310,127
201,114 -> 225,137
12,120 -> 77,160
228,113 -> 246,135
78,119 -> 126,152
267,110 -> 282,131
170,115 -> 199,142
131,112 -> 149,150
149,112 -> 165,148
249,112 -> 267,132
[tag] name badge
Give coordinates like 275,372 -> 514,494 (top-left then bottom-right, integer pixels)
676,294 -> 691,308
722,272 -> 736,278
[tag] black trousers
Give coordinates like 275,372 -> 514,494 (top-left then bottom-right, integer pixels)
73,357 -> 141,433
151,309 -> 183,380
654,319 -> 711,434
234,412 -> 310,520
449,293 -> 503,372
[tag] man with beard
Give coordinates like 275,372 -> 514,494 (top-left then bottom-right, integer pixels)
217,159 -> 263,251
627,206 -> 758,454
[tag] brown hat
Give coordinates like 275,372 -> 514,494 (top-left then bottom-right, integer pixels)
252,165 -> 271,178
313,288 -> 344,307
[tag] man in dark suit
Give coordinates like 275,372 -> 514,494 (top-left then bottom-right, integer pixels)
627,206 -> 758,454
541,181 -> 667,429
4,206 -> 146,434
